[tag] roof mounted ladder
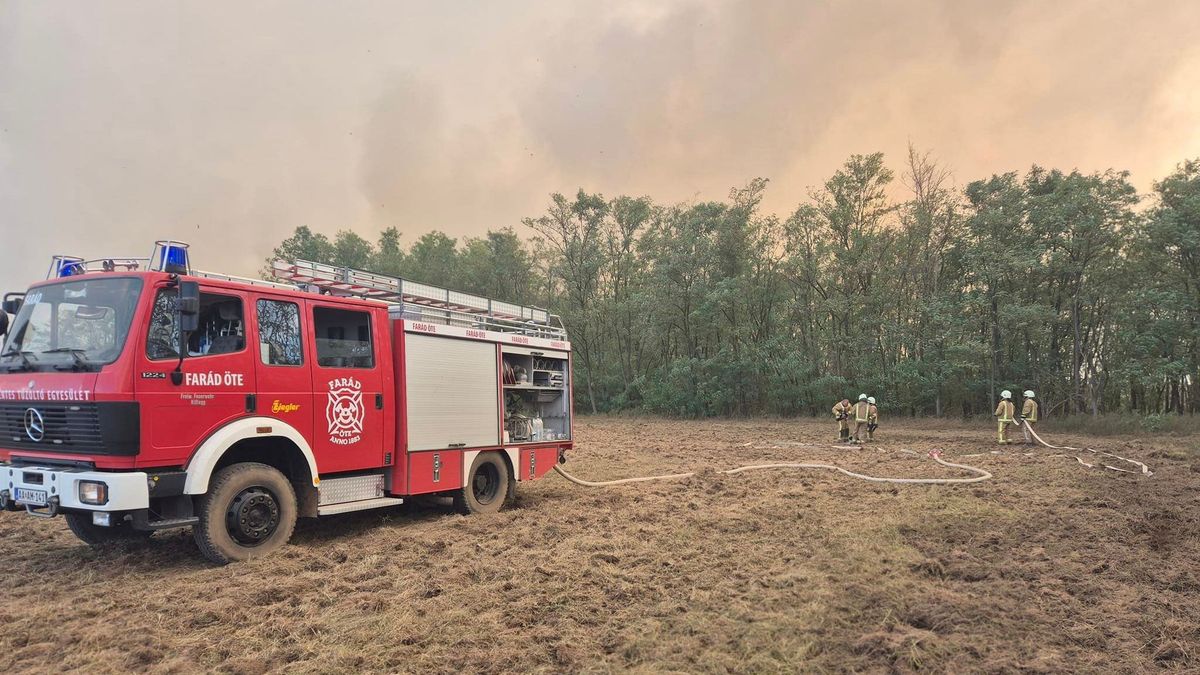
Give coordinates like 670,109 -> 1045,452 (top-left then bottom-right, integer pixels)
271,259 -> 566,340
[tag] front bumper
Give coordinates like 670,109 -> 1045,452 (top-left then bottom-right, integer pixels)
0,463 -> 149,514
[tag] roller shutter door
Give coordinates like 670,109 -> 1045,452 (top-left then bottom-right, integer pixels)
404,333 -> 499,451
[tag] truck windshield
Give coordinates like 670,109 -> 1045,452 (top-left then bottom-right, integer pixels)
0,277 -> 144,371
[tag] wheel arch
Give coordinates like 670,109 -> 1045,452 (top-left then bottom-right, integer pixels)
184,417 -> 320,498
461,448 -> 519,486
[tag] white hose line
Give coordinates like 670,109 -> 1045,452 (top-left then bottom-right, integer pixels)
1019,419 -> 1153,476
1018,420 -> 1080,451
552,451 -> 992,488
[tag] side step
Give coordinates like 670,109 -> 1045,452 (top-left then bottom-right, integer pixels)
319,473 -> 385,504
318,497 -> 404,516
317,473 -> 402,515
133,515 -> 200,531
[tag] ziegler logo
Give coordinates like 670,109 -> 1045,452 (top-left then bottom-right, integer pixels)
272,400 -> 300,414
326,377 -> 363,445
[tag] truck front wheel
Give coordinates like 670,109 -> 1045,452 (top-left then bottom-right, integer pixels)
193,462 -> 297,565
454,452 -> 511,515
65,513 -> 152,546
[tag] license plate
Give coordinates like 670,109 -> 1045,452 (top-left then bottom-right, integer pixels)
14,487 -> 48,507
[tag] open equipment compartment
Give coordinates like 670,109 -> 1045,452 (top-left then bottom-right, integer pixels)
501,345 -> 570,443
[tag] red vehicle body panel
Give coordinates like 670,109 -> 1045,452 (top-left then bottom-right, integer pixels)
407,449 -> 464,495
303,297 -> 393,473
138,282 -> 258,467
252,293 -> 316,466
519,446 -> 560,481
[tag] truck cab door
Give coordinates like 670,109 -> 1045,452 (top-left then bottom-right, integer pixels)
306,300 -> 387,473
137,283 -> 255,464
251,296 -> 313,446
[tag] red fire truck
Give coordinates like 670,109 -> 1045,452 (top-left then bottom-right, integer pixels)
0,242 -> 572,563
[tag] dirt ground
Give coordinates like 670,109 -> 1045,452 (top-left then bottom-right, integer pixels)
0,417 -> 1197,674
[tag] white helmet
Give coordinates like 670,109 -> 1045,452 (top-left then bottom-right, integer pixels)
867,396 -> 876,405
1024,390 -> 1035,398
1000,390 -> 1012,400
858,393 -> 868,401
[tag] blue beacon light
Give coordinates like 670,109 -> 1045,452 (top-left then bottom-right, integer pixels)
151,241 -> 191,275
48,255 -> 84,279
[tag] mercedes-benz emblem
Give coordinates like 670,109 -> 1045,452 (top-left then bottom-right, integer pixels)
23,408 -> 44,442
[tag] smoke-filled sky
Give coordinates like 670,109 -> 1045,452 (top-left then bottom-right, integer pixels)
2,1 -> 1199,292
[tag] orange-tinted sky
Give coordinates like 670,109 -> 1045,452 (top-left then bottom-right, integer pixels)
2,0 -> 1198,292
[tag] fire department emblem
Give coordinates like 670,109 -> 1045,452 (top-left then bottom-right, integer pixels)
326,377 -> 364,445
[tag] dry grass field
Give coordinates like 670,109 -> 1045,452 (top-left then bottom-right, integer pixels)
1,416 -> 1197,673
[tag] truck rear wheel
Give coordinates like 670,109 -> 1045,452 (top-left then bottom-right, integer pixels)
454,452 -> 510,515
193,462 -> 297,565
65,513 -> 152,546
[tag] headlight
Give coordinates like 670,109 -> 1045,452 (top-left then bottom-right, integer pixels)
78,481 -> 108,506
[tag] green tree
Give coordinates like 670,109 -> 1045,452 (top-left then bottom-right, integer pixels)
523,191 -> 609,413
459,228 -> 536,304
405,232 -> 461,286
331,230 -> 375,269
262,225 -> 334,275
373,227 -> 405,277
1124,159 -> 1200,413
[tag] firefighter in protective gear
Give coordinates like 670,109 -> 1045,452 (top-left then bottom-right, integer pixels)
832,398 -> 852,441
867,396 -> 879,441
994,390 -> 1015,444
1020,390 -> 1039,445
852,394 -> 871,443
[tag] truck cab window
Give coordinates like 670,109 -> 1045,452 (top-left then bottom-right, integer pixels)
16,302 -> 53,353
57,304 -> 116,353
147,289 -> 245,360
313,307 -> 373,368
257,299 -> 302,366
0,277 -> 142,370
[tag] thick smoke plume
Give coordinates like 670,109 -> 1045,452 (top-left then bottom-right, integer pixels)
2,0 -> 1198,290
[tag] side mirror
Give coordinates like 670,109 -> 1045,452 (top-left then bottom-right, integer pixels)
0,293 -> 23,339
178,281 -> 200,333
171,281 -> 201,385
2,294 -> 23,316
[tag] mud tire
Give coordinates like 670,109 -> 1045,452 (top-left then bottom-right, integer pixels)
454,453 -> 510,515
194,462 -> 297,565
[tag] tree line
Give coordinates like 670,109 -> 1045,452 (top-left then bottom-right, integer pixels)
264,148 -> 1199,418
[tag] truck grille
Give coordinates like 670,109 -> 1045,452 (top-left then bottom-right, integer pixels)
0,402 -> 139,456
